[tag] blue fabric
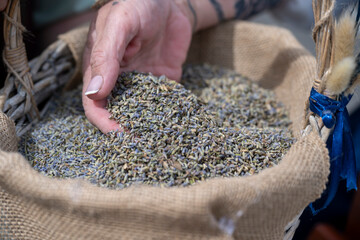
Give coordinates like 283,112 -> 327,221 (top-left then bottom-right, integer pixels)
352,111 -> 360,173
308,88 -> 357,215
349,104 -> 360,173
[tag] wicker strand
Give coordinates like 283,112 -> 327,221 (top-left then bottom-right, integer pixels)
2,49 -> 39,119
312,0 -> 335,93
312,1 -> 334,42
4,45 -> 31,80
2,11 -> 26,33
2,0 -> 40,121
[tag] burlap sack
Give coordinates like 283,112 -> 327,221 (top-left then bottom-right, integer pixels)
0,21 -> 329,240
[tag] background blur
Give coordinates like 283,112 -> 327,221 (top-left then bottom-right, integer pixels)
0,0 -> 359,239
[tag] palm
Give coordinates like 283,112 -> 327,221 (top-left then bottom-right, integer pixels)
119,0 -> 192,81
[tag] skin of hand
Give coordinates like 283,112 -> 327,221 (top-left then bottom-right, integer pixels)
82,0 -> 192,134
0,0 -> 7,11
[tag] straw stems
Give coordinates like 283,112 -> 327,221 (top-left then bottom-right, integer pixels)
303,0 -> 335,139
312,0 -> 335,96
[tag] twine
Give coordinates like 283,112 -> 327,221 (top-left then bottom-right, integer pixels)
4,45 -> 29,75
2,12 -> 27,33
312,1 -> 335,42
2,50 -> 32,97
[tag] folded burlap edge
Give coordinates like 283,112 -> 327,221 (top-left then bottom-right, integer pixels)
0,129 -> 329,238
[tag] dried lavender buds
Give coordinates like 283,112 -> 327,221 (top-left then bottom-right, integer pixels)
20,64 -> 295,189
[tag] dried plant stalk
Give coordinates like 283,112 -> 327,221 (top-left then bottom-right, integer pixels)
312,0 -> 335,95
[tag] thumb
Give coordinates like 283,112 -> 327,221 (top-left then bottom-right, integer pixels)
85,37 -> 122,100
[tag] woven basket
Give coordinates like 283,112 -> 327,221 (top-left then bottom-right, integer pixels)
1,0 -> 76,136
0,1 -> 333,239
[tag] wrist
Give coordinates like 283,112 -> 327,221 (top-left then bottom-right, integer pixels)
174,0 -> 197,33
93,0 -> 111,9
175,0 -> 237,33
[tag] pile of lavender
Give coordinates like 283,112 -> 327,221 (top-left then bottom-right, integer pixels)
20,64 -> 295,189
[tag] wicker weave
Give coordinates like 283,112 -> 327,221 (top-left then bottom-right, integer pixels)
1,0 -> 75,136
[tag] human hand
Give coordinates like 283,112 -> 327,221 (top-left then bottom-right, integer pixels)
82,0 -> 193,133
0,0 -> 7,11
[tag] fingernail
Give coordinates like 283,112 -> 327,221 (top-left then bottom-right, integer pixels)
85,76 -> 103,95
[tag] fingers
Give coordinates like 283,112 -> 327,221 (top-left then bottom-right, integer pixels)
82,18 -> 97,75
83,96 -> 121,134
83,30 -> 121,135
83,57 -> 121,134
82,2 -> 139,133
84,46 -> 120,100
0,0 -> 7,11
85,2 -> 139,101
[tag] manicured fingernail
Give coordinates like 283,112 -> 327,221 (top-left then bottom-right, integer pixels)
85,76 -> 103,96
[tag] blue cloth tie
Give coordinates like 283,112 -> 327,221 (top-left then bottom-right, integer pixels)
308,88 -> 357,215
